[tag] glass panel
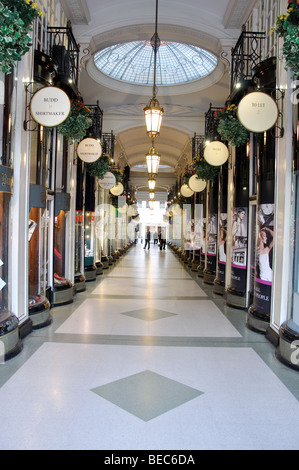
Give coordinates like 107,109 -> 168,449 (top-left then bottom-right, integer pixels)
0,193 -> 10,314
290,173 -> 299,326
94,41 -> 217,86
84,211 -> 95,267
54,209 -> 67,282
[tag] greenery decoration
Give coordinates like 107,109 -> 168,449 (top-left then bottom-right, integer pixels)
182,168 -> 195,185
271,1 -> 299,77
110,168 -> 123,183
0,0 -> 42,74
214,104 -> 249,146
85,154 -> 111,179
192,155 -> 219,182
57,98 -> 93,143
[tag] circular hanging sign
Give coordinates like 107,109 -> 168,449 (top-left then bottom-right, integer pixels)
77,138 -> 102,163
110,182 -> 124,196
237,91 -> 278,133
204,141 -> 229,166
98,172 -> 116,189
188,174 -> 207,192
30,86 -> 71,127
180,184 -> 194,197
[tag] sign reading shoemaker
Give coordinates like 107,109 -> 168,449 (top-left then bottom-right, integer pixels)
237,91 -> 278,133
77,138 -> 102,163
30,86 -> 71,127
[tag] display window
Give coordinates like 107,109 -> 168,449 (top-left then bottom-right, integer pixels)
75,210 -> 84,276
28,124 -> 52,313
84,211 -> 95,267
0,193 -> 11,316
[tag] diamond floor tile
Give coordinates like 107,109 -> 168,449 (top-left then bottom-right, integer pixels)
91,370 -> 204,421
121,307 -> 177,321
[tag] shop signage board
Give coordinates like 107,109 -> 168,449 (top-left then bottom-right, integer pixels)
77,138 -> 102,163
237,91 -> 278,133
98,172 -> 116,189
30,86 -> 71,127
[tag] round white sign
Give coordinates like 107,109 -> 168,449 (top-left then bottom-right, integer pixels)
237,91 -> 278,133
188,174 -> 207,192
98,172 -> 116,189
30,86 -> 71,127
110,182 -> 124,196
77,138 -> 102,163
204,141 -> 229,166
180,184 -> 194,197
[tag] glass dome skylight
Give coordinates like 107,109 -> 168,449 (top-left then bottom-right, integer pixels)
94,41 -> 217,86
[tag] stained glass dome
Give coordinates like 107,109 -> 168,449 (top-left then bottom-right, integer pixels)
94,41 -> 218,86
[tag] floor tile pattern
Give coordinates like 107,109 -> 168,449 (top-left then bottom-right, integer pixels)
0,242 -> 299,450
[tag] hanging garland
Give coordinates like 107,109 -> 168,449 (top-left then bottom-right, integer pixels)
110,168 -> 123,183
57,98 -> 93,143
0,0 -> 42,74
214,104 -> 249,147
271,1 -> 299,77
85,154 -> 111,179
192,155 -> 219,182
182,168 -> 195,185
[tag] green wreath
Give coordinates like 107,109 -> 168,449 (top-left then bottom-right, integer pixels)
57,98 -> 93,143
214,104 -> 249,147
85,154 -> 111,179
271,1 -> 299,77
0,0 -> 42,74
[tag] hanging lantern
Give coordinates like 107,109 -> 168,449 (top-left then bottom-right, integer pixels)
149,191 -> 155,200
144,99 -> 164,138
148,177 -> 156,190
146,143 -> 160,174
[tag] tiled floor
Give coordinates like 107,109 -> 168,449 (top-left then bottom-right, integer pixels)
1,243 -> 299,450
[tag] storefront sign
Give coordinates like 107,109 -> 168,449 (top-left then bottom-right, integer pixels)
77,138 -> 102,163
98,172 -> 116,189
110,182 -> 124,196
180,184 -> 194,197
188,174 -> 206,192
237,92 -> 278,133
204,141 -> 229,166
0,165 -> 13,193
30,86 -> 71,127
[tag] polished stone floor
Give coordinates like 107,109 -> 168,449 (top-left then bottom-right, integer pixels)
0,242 -> 299,450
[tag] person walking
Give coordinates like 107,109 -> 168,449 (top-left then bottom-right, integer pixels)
160,228 -> 166,250
153,230 -> 158,244
144,228 -> 151,250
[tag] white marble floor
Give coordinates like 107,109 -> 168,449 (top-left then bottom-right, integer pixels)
0,243 -> 299,450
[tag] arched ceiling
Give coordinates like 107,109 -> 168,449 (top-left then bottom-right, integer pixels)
60,0 -> 256,198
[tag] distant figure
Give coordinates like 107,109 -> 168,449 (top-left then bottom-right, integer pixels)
160,228 -> 166,250
144,228 -> 151,250
153,231 -> 158,244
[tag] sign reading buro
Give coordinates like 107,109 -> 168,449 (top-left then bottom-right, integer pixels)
237,91 -> 278,133
30,86 -> 71,127
188,174 -> 206,192
204,141 -> 229,166
98,172 -> 116,189
77,138 -> 102,163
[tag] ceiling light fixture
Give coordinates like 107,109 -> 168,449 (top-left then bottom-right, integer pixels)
146,139 -> 160,174
143,0 -> 164,138
148,177 -> 156,190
